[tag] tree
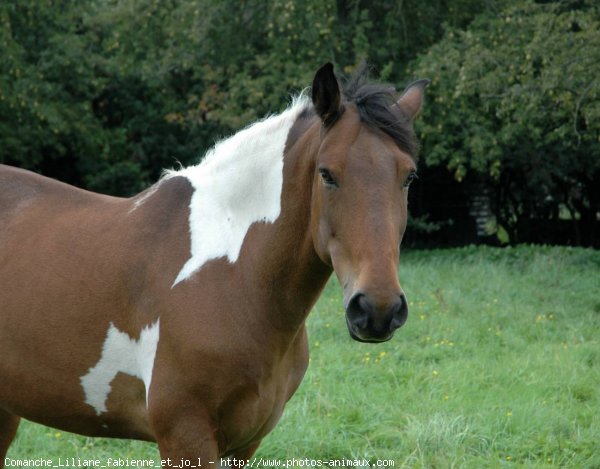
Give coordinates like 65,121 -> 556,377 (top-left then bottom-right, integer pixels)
1,0 -> 490,197
411,0 -> 600,245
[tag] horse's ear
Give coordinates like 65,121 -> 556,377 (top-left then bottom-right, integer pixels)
396,79 -> 430,121
311,63 -> 341,127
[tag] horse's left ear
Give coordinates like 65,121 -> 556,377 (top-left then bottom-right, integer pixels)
397,79 -> 430,121
312,63 -> 341,127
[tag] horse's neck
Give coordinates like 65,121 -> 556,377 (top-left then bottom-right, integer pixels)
249,120 -> 331,332
164,105 -> 331,333
167,98 -> 311,287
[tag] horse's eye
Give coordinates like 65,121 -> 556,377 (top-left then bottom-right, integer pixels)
319,168 -> 338,188
404,171 -> 418,188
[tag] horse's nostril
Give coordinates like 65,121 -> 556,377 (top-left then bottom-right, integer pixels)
355,315 -> 368,330
346,293 -> 369,330
357,294 -> 374,315
390,294 -> 408,331
346,292 -> 408,340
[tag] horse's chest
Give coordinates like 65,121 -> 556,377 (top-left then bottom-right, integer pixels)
217,333 -> 309,452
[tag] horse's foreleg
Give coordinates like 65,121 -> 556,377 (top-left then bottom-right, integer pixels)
152,407 -> 221,469
232,441 -> 262,465
0,409 -> 20,465
157,437 -> 220,469
156,423 -> 262,468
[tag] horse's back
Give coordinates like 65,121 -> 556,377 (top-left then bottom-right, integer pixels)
0,164 -> 119,215
0,164 -> 135,321
0,165 -> 148,434
0,165 -> 56,227
0,164 -> 127,259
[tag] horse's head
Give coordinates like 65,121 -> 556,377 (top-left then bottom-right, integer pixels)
309,63 -> 428,343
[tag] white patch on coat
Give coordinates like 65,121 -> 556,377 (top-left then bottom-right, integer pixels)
167,95 -> 311,286
80,320 -> 160,415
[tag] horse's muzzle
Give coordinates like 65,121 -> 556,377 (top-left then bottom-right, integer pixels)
345,292 -> 408,343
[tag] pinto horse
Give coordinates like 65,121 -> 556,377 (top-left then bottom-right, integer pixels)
0,64 -> 427,463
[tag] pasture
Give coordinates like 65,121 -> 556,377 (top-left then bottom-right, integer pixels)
7,246 -> 599,467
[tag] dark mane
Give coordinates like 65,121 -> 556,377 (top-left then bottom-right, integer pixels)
341,65 -> 418,158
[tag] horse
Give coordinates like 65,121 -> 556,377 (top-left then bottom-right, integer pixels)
0,63 -> 427,464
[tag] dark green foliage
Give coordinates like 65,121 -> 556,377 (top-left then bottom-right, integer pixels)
1,0 -> 596,246
411,0 -> 600,246
0,0 -> 485,196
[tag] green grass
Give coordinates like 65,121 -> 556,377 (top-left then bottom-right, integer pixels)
7,246 -> 600,467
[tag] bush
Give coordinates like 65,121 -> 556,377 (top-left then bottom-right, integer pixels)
410,0 -> 600,246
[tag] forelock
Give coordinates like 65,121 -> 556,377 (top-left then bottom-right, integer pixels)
341,65 -> 419,159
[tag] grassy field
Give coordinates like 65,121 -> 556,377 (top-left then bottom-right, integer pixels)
7,246 -> 600,467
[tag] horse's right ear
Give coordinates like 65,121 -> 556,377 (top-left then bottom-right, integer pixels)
311,63 -> 341,127
396,79 -> 430,121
